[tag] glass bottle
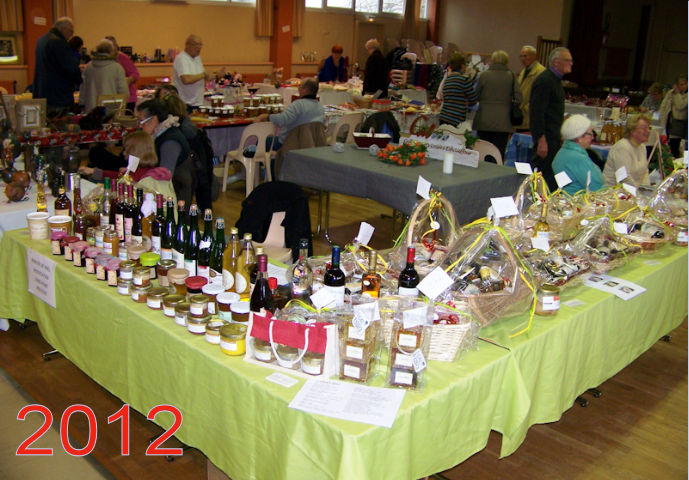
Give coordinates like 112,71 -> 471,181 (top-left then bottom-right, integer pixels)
115,182 -> 126,241
161,196 -> 176,260
150,194 -> 165,254
209,217 -> 226,285
54,176 -> 72,217
172,200 -> 187,268
533,202 -> 550,238
250,254 -> 273,313
323,245 -> 345,306
361,249 -> 381,298
131,188 -> 144,245
222,227 -> 240,292
123,184 -> 135,244
288,238 -> 312,300
100,177 -> 112,227
398,246 -> 420,296
234,233 -> 254,296
184,204 -> 200,276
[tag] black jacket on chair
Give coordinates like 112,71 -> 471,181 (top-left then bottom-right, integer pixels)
235,181 -> 313,262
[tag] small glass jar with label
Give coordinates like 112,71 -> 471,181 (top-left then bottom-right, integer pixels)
168,268 -> 189,296
187,313 -> 210,335
189,294 -> 209,318
147,287 -> 169,310
156,259 -> 177,287
140,252 -> 160,280
162,294 -> 185,318
118,260 -> 137,281
220,324 -> 247,356
536,283 -> 560,316
201,283 -> 224,315
131,284 -> 151,303
174,302 -> 191,327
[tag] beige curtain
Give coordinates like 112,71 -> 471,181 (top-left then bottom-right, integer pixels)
256,0 -> 274,37
293,0 -> 304,38
0,0 -> 23,31
52,0 -> 74,20
401,0 -> 419,39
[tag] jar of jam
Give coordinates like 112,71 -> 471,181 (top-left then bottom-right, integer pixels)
131,284 -> 151,303
301,351 -> 325,375
64,236 -> 80,261
185,276 -> 208,298
174,302 -> 191,327
168,268 -> 189,296
147,287 -> 169,310
230,301 -> 250,323
106,259 -> 121,286
535,283 -> 560,316
118,260 -> 137,281
71,241 -> 89,267
132,266 -> 151,287
220,324 -> 247,356
127,244 -> 146,265
275,345 -> 300,369
103,227 -> 119,257
156,259 -> 177,287
162,294 -> 185,318
140,252 -> 160,280
117,277 -> 132,296
187,313 -> 210,335
189,294 -> 210,318
216,292 -> 240,322
205,321 -> 224,344
85,247 -> 102,274
252,338 -> 274,363
51,231 -> 67,255
201,283 -> 224,315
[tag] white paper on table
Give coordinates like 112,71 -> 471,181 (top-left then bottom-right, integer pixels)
615,166 -> 628,183
267,261 -> 289,285
127,154 -> 140,173
310,287 -> 337,310
26,248 -> 56,308
555,171 -> 572,189
266,372 -> 299,388
289,379 -> 406,428
417,266 -> 454,300
530,236 -> 550,252
490,196 -> 519,218
622,183 -> 637,196
416,176 -> 432,200
356,222 -> 375,246
613,222 -> 628,235
583,273 -> 646,301
514,162 -> 533,175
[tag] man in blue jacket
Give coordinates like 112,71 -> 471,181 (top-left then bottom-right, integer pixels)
33,17 -> 82,113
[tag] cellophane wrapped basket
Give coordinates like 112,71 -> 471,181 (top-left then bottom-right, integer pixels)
523,247 -> 591,290
650,168 -> 688,235
565,216 -> 641,274
388,192 -> 462,279
615,208 -> 673,252
439,226 -> 536,328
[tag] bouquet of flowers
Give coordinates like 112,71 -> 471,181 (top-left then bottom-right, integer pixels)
377,141 -> 427,166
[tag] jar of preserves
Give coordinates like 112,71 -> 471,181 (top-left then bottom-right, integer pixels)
147,287 -> 169,310
535,283 -> 560,316
118,260 -> 137,281
205,320 -> 224,345
156,259 -> 177,287
189,294 -> 209,318
185,276 -> 208,298
132,266 -> 150,287
201,283 -> 224,315
140,252 -> 160,280
162,294 -> 185,318
187,313 -> 210,335
117,277 -> 132,296
220,324 -> 247,356
168,268 -> 189,296
103,227 -> 119,257
174,302 -> 191,327
131,284 -> 151,303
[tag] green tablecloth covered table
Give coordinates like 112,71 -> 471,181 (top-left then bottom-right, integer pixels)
0,228 -> 686,479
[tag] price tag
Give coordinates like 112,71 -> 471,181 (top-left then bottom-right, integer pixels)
310,288 -> 337,310
554,171 -> 572,189
514,162 -> 533,175
613,222 -> 628,235
127,154 -> 140,173
417,266 -> 454,300
615,166 -> 628,183
416,176 -> 432,200
402,307 -> 427,329
356,222 -> 375,246
198,240 -> 212,250
530,235 -> 550,252
490,196 -> 519,218
411,349 -> 427,373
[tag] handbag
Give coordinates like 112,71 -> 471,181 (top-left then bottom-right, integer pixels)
510,73 -> 524,126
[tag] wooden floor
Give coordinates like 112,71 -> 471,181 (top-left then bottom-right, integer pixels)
0,180 -> 686,479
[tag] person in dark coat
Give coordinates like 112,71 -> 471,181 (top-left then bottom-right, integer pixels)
33,17 -> 82,113
363,39 -> 390,98
529,47 -> 573,191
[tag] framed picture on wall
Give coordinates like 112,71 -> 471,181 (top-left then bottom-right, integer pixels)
0,36 -> 18,64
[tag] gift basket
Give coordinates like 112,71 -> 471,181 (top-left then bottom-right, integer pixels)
650,168 -> 688,244
615,208 -> 672,252
565,216 -> 641,274
524,247 -> 591,289
440,225 -> 536,331
388,192 -> 462,278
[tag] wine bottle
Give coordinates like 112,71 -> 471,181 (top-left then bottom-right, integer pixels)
184,204 -> 200,276
323,245 -> 345,306
150,194 -> 165,254
398,246 -> 420,296
533,203 -> 550,239
250,254 -> 273,313
100,177 -> 112,227
54,177 -> 71,217
131,188 -> 144,246
197,208 -> 213,280
209,217 -> 226,285
114,182 -> 125,241
172,200 -> 187,268
361,249 -> 381,298
234,233 -> 254,296
123,184 -> 135,244
288,238 -> 312,299
222,227 -> 239,292
160,196 -> 176,260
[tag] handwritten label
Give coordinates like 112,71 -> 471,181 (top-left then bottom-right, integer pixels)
417,267 -> 454,300
26,248 -> 56,308
416,176 -> 432,200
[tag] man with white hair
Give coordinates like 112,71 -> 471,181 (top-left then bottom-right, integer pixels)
529,46 -> 573,190
516,45 -> 545,132
33,17 -> 82,112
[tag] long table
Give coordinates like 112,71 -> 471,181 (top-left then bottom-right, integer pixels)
279,145 -> 524,225
1,229 -> 686,478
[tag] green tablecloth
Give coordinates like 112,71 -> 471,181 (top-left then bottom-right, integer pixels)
0,228 -> 686,478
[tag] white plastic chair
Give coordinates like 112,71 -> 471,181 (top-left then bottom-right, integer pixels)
223,122 -> 277,196
254,211 -> 292,264
472,139 -> 503,165
329,112 -> 364,145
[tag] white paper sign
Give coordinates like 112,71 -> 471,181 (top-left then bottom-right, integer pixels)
490,196 -> 519,218
615,166 -> 628,183
530,236 -> 550,252
613,222 -> 628,235
417,266 -> 454,300
310,288 -> 337,310
514,162 -> 533,175
266,372 -> 299,388
26,248 -> 56,308
555,171 -> 572,189
416,176 -> 432,200
622,183 -> 637,196
127,154 -> 140,173
289,379 -> 406,428
356,222 -> 375,246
